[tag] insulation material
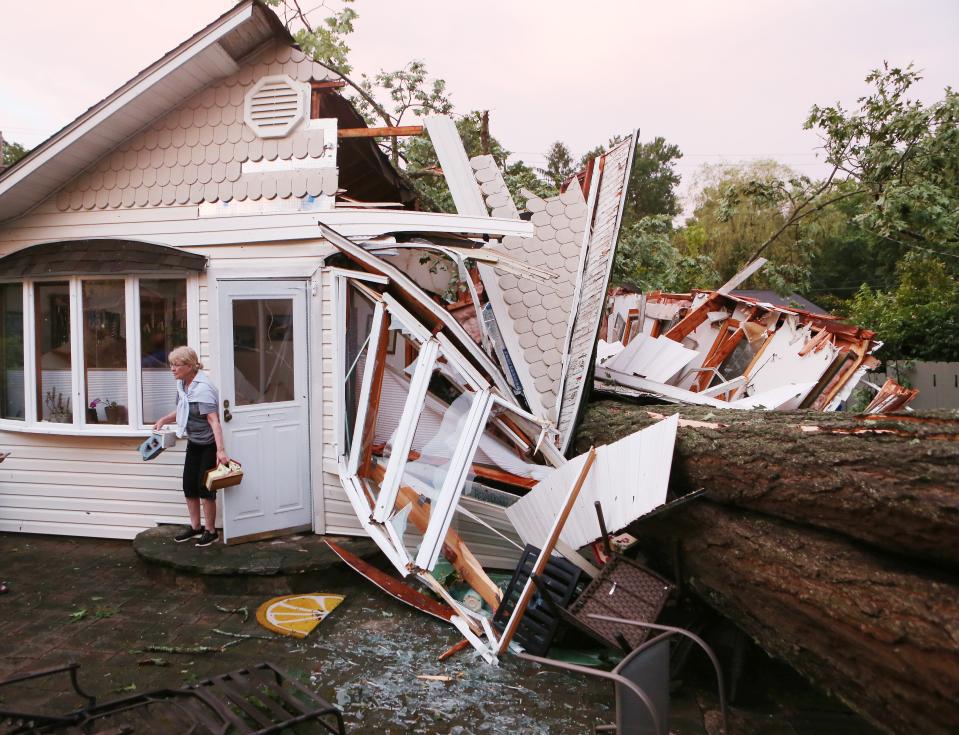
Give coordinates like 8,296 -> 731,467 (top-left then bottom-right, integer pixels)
506,414 -> 679,551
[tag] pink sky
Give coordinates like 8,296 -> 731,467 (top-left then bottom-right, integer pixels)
2,0 -> 956,208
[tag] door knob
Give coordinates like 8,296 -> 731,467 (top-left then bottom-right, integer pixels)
223,408 -> 233,422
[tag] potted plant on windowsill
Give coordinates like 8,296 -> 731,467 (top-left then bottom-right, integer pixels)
105,401 -> 127,424
44,389 -> 72,423
89,398 -> 127,425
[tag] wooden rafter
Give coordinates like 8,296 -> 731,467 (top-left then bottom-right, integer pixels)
337,125 -> 424,139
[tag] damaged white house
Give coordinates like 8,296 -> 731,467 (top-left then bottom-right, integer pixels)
0,0 -> 646,598
595,276 -> 917,412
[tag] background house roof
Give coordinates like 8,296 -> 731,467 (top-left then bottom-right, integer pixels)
732,290 -> 828,315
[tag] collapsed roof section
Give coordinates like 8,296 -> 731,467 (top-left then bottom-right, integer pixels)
596,269 -> 917,412
422,117 -> 637,444
323,119 -> 640,660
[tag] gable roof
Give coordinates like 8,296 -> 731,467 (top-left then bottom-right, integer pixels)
0,1 -> 290,224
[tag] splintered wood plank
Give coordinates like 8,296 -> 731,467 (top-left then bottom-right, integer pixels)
325,540 -> 457,622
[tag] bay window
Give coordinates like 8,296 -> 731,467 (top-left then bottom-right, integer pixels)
0,274 -> 196,433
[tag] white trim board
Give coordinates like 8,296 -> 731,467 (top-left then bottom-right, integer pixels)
0,209 -> 534,251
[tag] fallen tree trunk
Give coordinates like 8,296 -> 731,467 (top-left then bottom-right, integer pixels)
573,400 -> 959,568
640,502 -> 959,735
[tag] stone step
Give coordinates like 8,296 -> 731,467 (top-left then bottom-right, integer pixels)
133,525 -> 381,594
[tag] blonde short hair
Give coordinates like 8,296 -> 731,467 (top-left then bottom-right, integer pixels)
168,346 -> 203,370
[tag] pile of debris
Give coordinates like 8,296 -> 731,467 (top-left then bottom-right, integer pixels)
573,400 -> 959,735
596,267 -> 918,413
323,116 -> 941,734
324,119 -> 658,665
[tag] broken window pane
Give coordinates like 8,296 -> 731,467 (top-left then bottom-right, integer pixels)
232,298 -> 295,406
343,285 -> 378,454
390,389 -> 477,558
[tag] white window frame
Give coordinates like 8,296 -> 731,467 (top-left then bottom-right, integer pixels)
334,273 -> 557,580
0,272 -> 199,436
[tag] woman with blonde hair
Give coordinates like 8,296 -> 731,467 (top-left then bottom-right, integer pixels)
153,346 -> 228,547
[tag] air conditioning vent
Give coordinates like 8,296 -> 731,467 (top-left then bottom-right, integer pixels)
243,74 -> 307,139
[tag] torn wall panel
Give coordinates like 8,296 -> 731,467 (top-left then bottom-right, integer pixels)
555,136 -> 637,451
597,286 -> 903,412
506,414 -> 679,551
477,183 -> 589,419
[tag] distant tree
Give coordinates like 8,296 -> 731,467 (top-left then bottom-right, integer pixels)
847,251 -> 959,360
621,136 -> 682,227
720,64 -> 958,268
2,139 -> 28,167
679,160 -> 814,293
541,141 -> 576,189
612,215 -> 719,293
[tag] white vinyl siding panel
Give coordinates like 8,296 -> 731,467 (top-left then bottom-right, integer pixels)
0,431 -> 192,538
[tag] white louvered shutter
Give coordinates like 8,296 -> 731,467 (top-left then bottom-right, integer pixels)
243,75 -> 307,139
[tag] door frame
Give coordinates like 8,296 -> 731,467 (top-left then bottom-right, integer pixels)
209,266 -> 324,539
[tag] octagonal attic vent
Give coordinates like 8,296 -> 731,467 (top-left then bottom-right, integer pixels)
243,74 -> 308,139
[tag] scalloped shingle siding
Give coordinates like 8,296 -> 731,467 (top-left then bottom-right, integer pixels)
469,154 -> 588,416
55,42 -> 338,212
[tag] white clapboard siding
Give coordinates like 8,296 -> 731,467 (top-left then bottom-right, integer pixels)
0,423 -> 193,539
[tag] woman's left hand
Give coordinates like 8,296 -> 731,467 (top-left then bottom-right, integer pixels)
216,449 -> 230,466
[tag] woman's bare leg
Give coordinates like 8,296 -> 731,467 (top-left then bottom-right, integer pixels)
186,497 -> 201,529
201,498 -> 217,533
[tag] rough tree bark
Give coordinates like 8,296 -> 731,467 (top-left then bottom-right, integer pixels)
573,400 -> 959,568
572,399 -> 959,734
641,503 -> 959,735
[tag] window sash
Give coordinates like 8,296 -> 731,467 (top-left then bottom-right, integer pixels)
0,274 -> 193,431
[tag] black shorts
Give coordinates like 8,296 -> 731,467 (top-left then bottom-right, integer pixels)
183,441 -> 217,500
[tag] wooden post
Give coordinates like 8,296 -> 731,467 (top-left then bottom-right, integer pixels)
495,447 -> 597,655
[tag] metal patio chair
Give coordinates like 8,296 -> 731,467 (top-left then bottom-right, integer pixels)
518,616 -> 727,735
0,662 -> 345,735
531,501 -> 676,654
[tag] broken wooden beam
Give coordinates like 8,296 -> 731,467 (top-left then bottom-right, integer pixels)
337,125 -> 425,139
367,463 -> 502,610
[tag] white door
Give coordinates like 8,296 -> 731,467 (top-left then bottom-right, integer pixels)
217,280 -> 311,543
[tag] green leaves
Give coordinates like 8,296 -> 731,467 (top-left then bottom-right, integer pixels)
612,215 -> 719,293
290,1 -> 357,75
847,252 -> 959,361
1,140 -> 29,167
